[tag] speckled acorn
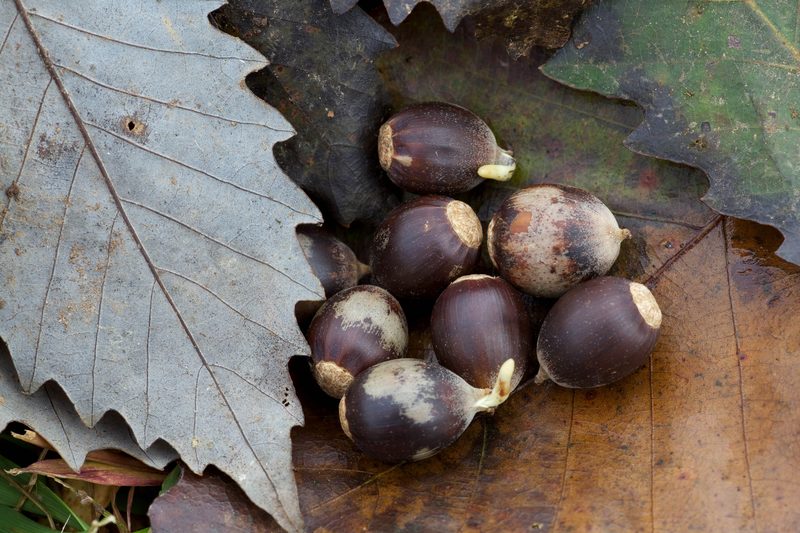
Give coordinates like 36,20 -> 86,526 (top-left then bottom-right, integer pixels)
535,276 -> 662,389
297,225 -> 370,298
308,286 -> 408,398
431,274 -> 530,391
370,196 -> 483,299
339,358 -> 515,463
488,183 -> 631,298
378,102 -> 516,194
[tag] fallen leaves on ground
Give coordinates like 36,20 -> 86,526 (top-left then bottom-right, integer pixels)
543,0 -> 800,267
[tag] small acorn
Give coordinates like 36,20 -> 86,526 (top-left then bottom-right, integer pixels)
488,183 -> 631,298
297,225 -> 370,298
339,357 -> 515,463
370,195 -> 483,299
308,286 -> 408,398
378,102 -> 516,194
431,274 -> 530,391
535,276 -> 662,388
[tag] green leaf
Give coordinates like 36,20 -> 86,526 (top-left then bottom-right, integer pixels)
542,0 -> 800,266
0,506 -> 62,533
0,455 -> 88,531
377,9 -> 714,281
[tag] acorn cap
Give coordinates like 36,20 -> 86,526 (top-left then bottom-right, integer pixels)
535,277 -> 661,388
371,196 -> 483,299
308,285 -> 408,398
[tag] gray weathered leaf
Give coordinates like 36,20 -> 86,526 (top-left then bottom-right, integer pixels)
0,1 -> 323,530
0,340 -> 177,470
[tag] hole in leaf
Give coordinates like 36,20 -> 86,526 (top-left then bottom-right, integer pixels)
121,116 -> 147,137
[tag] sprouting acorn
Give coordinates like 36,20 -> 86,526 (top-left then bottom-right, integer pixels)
535,276 -> 662,388
370,195 -> 483,299
378,102 -> 516,194
339,358 -> 515,463
431,274 -> 530,391
487,183 -> 631,298
308,286 -> 408,398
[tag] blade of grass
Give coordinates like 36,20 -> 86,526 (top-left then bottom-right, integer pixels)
0,505 -> 62,533
0,455 -> 88,530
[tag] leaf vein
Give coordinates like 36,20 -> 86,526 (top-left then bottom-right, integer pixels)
207,363 -> 302,425
120,196 -> 319,297
54,62 -> 293,133
85,120 -> 319,220
722,222 -> 758,529
0,76 -> 51,232
28,11 -> 265,63
0,12 -> 18,55
29,142 -> 85,393
156,266 -> 305,351
91,213 -> 120,426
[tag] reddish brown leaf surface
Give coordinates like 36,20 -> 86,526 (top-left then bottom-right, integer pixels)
145,8 -> 800,531
169,220 -> 799,531
288,220 -> 799,533
149,467 -> 279,533
10,450 -> 166,487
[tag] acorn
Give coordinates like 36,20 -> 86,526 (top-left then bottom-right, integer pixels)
339,357 -> 515,463
370,196 -> 482,299
297,225 -> 370,298
378,102 -> 516,194
431,274 -> 530,391
307,286 -> 408,398
535,276 -> 662,389
487,183 -> 631,298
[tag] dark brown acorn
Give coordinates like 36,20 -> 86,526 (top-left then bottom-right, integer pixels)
378,102 -> 516,194
370,196 -> 482,299
339,357 -> 515,463
488,183 -> 631,298
297,225 -> 370,298
308,286 -> 408,398
535,276 -> 662,389
431,274 -> 530,390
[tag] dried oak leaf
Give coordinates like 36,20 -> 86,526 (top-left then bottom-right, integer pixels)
149,465 -> 279,532
0,341 -> 177,471
211,0 -> 400,226
0,1 -> 323,530
542,0 -> 800,266
333,0 -> 589,57
286,13 -> 800,531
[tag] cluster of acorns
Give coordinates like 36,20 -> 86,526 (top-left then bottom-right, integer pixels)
299,103 -> 662,464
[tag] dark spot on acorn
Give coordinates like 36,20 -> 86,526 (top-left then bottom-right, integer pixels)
431,275 -> 530,390
377,102 -> 515,195
307,285 -> 408,398
488,183 -> 631,298
370,196 -> 482,300
535,276 -> 662,389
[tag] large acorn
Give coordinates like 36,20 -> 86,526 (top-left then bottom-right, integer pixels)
339,358 -> 515,463
378,102 -> 516,194
308,285 -> 408,398
488,183 -> 631,298
431,274 -> 530,391
536,276 -> 662,388
370,195 -> 483,299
